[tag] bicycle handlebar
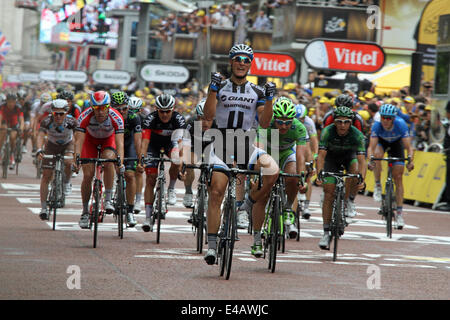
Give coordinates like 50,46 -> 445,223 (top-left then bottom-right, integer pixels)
212,166 -> 263,190
42,154 -> 73,160
370,156 -> 410,162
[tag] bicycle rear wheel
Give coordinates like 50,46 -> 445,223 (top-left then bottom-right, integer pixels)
385,181 -> 394,238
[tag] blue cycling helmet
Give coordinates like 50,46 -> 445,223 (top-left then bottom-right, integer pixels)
295,104 -> 307,119
379,104 -> 398,117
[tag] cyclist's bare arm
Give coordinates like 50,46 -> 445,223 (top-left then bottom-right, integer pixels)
402,136 -> 414,171
367,136 -> 379,166
295,144 -> 306,175
203,90 -> 218,121
115,133 -> 125,166
257,103 -> 273,129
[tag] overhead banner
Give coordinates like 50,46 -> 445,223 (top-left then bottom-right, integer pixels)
249,52 -> 296,77
304,39 -> 385,73
140,64 -> 189,84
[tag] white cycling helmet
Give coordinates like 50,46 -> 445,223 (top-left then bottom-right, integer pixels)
155,94 -> 175,110
128,96 -> 143,111
229,43 -> 254,60
51,99 -> 69,112
195,98 -> 206,116
40,92 -> 52,104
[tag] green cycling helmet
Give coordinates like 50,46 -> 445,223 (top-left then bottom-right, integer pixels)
273,97 -> 296,119
111,91 -> 128,106
334,106 -> 354,119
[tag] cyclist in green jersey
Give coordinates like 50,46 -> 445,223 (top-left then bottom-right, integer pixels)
256,97 -> 308,239
316,106 -> 366,250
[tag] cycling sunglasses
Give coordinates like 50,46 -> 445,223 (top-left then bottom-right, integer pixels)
381,116 -> 394,120
334,119 -> 352,125
116,106 -> 128,112
158,109 -> 173,114
52,112 -> 66,116
92,104 -> 110,111
232,56 -> 252,64
274,119 -> 293,126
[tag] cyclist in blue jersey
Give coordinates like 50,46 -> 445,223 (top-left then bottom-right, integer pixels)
367,104 -> 415,229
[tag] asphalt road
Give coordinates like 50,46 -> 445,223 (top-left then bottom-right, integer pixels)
1,150 -> 449,304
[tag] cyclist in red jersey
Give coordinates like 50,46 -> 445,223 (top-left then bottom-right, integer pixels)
322,94 -> 364,132
73,91 -> 125,229
0,93 -> 25,169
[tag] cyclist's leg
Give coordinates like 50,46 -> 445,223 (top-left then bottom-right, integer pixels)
40,167 -> 53,218
283,158 -> 299,238
9,129 -> 18,158
80,138 -> 96,216
372,142 -> 385,201
344,157 -> 359,218
0,124 -> 6,151
183,151 -> 197,208
248,151 -> 279,240
63,141 -> 74,193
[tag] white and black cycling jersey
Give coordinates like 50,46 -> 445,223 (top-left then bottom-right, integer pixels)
215,79 -> 265,131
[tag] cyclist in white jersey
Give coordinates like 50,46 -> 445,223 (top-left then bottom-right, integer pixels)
202,44 -> 279,264
294,104 -> 318,219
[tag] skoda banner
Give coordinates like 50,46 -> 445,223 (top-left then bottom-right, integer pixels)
140,64 -> 189,84
56,71 -> 87,84
93,70 -> 131,85
304,39 -> 385,73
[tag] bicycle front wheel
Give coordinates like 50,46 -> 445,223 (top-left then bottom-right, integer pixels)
224,197 -> 237,280
155,182 -> 164,244
196,186 -> 206,253
2,144 -> 9,179
269,196 -> 280,273
92,180 -> 101,248
332,192 -> 344,262
385,181 -> 394,238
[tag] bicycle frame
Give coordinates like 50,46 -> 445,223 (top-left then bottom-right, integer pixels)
145,149 -> 172,244
43,153 -> 72,230
322,171 -> 360,261
78,147 -> 119,248
1,128 -> 12,179
183,159 -> 212,254
212,165 -> 261,280
371,155 -> 408,238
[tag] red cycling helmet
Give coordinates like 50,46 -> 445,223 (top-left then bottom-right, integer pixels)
90,91 -> 111,106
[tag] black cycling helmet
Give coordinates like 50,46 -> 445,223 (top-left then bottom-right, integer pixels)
57,90 -> 74,101
6,93 -> 16,101
335,94 -> 354,108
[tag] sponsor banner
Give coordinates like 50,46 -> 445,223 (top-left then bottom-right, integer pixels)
55,70 -> 87,84
19,73 -> 40,82
304,38 -> 385,73
92,70 -> 130,85
249,52 -> 296,77
39,70 -> 56,81
140,64 -> 189,84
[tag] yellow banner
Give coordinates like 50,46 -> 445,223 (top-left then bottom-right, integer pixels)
365,151 -> 446,204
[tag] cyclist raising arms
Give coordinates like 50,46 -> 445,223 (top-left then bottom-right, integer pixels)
0,93 -> 25,169
367,104 -> 414,229
111,92 -> 143,228
140,94 -> 186,232
73,91 -> 125,229
202,43 -> 279,263
255,97 -> 308,239
316,106 -> 366,250
35,99 -> 76,220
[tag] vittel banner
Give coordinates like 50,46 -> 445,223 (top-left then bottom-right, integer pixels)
249,52 -> 296,77
304,39 -> 385,73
